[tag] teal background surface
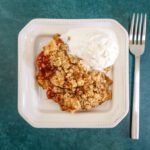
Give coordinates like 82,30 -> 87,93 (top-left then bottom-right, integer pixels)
0,0 -> 150,149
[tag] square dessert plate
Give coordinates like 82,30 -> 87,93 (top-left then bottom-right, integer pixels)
18,19 -> 129,128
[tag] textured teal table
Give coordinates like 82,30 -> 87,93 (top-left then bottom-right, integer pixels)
0,0 -> 150,149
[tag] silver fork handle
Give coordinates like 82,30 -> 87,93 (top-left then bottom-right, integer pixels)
132,56 -> 140,139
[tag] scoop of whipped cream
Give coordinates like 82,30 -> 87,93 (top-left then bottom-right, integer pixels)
61,28 -> 119,71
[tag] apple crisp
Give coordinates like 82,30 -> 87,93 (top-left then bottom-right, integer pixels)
36,34 -> 112,112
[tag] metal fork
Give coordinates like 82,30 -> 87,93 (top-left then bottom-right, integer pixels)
129,13 -> 147,139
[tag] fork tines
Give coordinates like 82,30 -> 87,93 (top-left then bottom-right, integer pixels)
129,13 -> 147,45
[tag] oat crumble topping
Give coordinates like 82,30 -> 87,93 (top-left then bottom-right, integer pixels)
36,34 -> 112,112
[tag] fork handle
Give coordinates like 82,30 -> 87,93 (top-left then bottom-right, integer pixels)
131,56 -> 140,139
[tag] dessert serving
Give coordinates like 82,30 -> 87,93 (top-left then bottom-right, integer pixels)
35,28 -> 119,113
18,19 -> 129,127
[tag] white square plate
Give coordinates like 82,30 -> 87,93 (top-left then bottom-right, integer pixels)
18,19 -> 129,128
